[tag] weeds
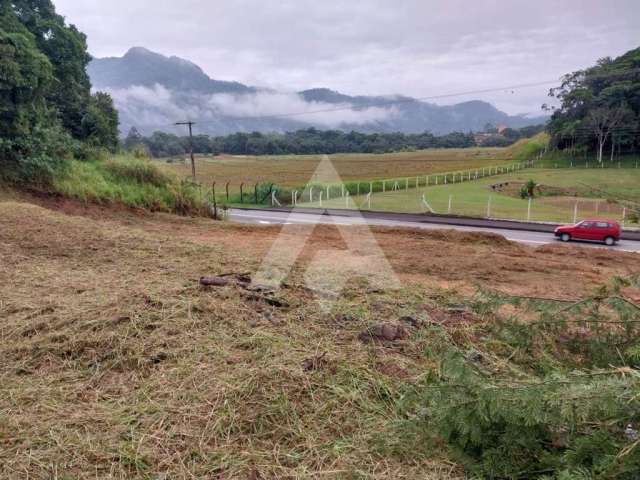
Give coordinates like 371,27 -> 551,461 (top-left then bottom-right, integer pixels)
52,155 -> 210,215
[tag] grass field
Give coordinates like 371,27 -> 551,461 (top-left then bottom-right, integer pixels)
159,141 -> 537,195
2,195 -> 639,478
306,168 -> 640,224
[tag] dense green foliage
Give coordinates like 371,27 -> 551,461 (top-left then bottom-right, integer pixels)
128,125 -> 544,158
548,46 -> 640,161
400,276 -> 640,479
53,155 -> 209,214
0,0 -> 119,184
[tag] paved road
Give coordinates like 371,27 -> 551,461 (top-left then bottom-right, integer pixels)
229,209 -> 640,253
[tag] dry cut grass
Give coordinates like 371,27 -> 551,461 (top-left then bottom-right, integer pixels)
1,196 -> 638,478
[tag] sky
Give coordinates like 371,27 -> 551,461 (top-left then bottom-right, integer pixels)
54,0 -> 640,116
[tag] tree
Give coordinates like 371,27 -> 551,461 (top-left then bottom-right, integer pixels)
586,107 -> 628,163
547,47 -> 640,157
81,92 -> 119,152
0,2 -> 72,184
124,127 -> 143,150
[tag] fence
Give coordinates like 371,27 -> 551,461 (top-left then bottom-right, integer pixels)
281,159 -> 534,208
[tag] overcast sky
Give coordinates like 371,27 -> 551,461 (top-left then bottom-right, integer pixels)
55,0 -> 640,115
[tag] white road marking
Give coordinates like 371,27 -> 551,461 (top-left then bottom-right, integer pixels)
258,220 -> 271,224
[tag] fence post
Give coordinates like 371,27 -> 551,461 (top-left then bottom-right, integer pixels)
326,185 -> 330,200
309,186 -> 313,203
435,176 -> 438,185
573,202 -> 578,223
211,182 -> 216,203
341,184 -> 345,197
527,197 -> 532,222
369,181 -> 373,193
367,192 -> 371,210
416,176 -> 419,188
426,175 -> 429,186
345,192 -> 350,208
444,175 -> 447,185
448,194 -> 452,214
357,182 -> 360,196
622,207 -> 626,227
405,178 -> 409,191
294,191 -> 299,206
487,196 -> 492,218
240,182 -> 244,203
225,182 -> 230,201
319,190 -> 323,207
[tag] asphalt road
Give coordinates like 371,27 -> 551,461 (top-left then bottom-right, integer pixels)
229,208 -> 640,253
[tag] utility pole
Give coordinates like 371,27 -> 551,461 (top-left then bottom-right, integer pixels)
175,121 -> 196,182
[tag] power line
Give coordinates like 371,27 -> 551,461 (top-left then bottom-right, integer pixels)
157,68 -> 640,131
186,80 -> 559,126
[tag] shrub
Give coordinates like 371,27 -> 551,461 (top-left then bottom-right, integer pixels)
399,277 -> 640,478
104,156 -> 172,187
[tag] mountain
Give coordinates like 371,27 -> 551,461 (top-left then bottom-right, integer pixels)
88,47 -> 547,136
88,47 -> 254,95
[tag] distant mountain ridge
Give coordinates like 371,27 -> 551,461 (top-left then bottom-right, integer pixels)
88,47 -> 547,136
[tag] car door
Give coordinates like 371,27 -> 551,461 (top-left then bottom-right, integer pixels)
573,221 -> 593,240
594,221 -> 612,241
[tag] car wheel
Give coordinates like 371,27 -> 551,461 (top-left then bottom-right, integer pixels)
561,233 -> 570,242
604,236 -> 615,246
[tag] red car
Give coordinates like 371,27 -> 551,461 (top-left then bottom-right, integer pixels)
554,219 -> 621,246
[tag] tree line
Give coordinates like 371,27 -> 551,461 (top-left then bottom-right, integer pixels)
124,125 -> 545,158
547,46 -> 640,162
1,1 -> 119,185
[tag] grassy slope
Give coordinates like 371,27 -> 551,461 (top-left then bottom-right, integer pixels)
1,197 -> 639,478
313,168 -> 640,223
50,155 -> 209,215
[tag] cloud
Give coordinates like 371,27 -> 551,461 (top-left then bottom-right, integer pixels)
205,92 -> 398,126
103,84 -> 399,133
67,0 -> 640,115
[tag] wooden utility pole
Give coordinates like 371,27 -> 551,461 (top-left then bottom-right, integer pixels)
175,121 -> 196,182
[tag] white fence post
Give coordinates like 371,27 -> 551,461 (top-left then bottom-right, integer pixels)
309,186 -> 313,203
367,192 -> 372,210
326,185 -> 330,200
319,190 -> 323,207
369,181 -> 373,193
341,184 -> 345,197
622,207 -> 626,226
527,197 -> 532,222
405,178 -> 409,191
272,190 -> 281,207
421,194 -> 435,213
573,202 -> 578,223
448,194 -> 452,214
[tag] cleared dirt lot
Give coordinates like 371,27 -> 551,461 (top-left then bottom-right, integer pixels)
1,196 -> 638,478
